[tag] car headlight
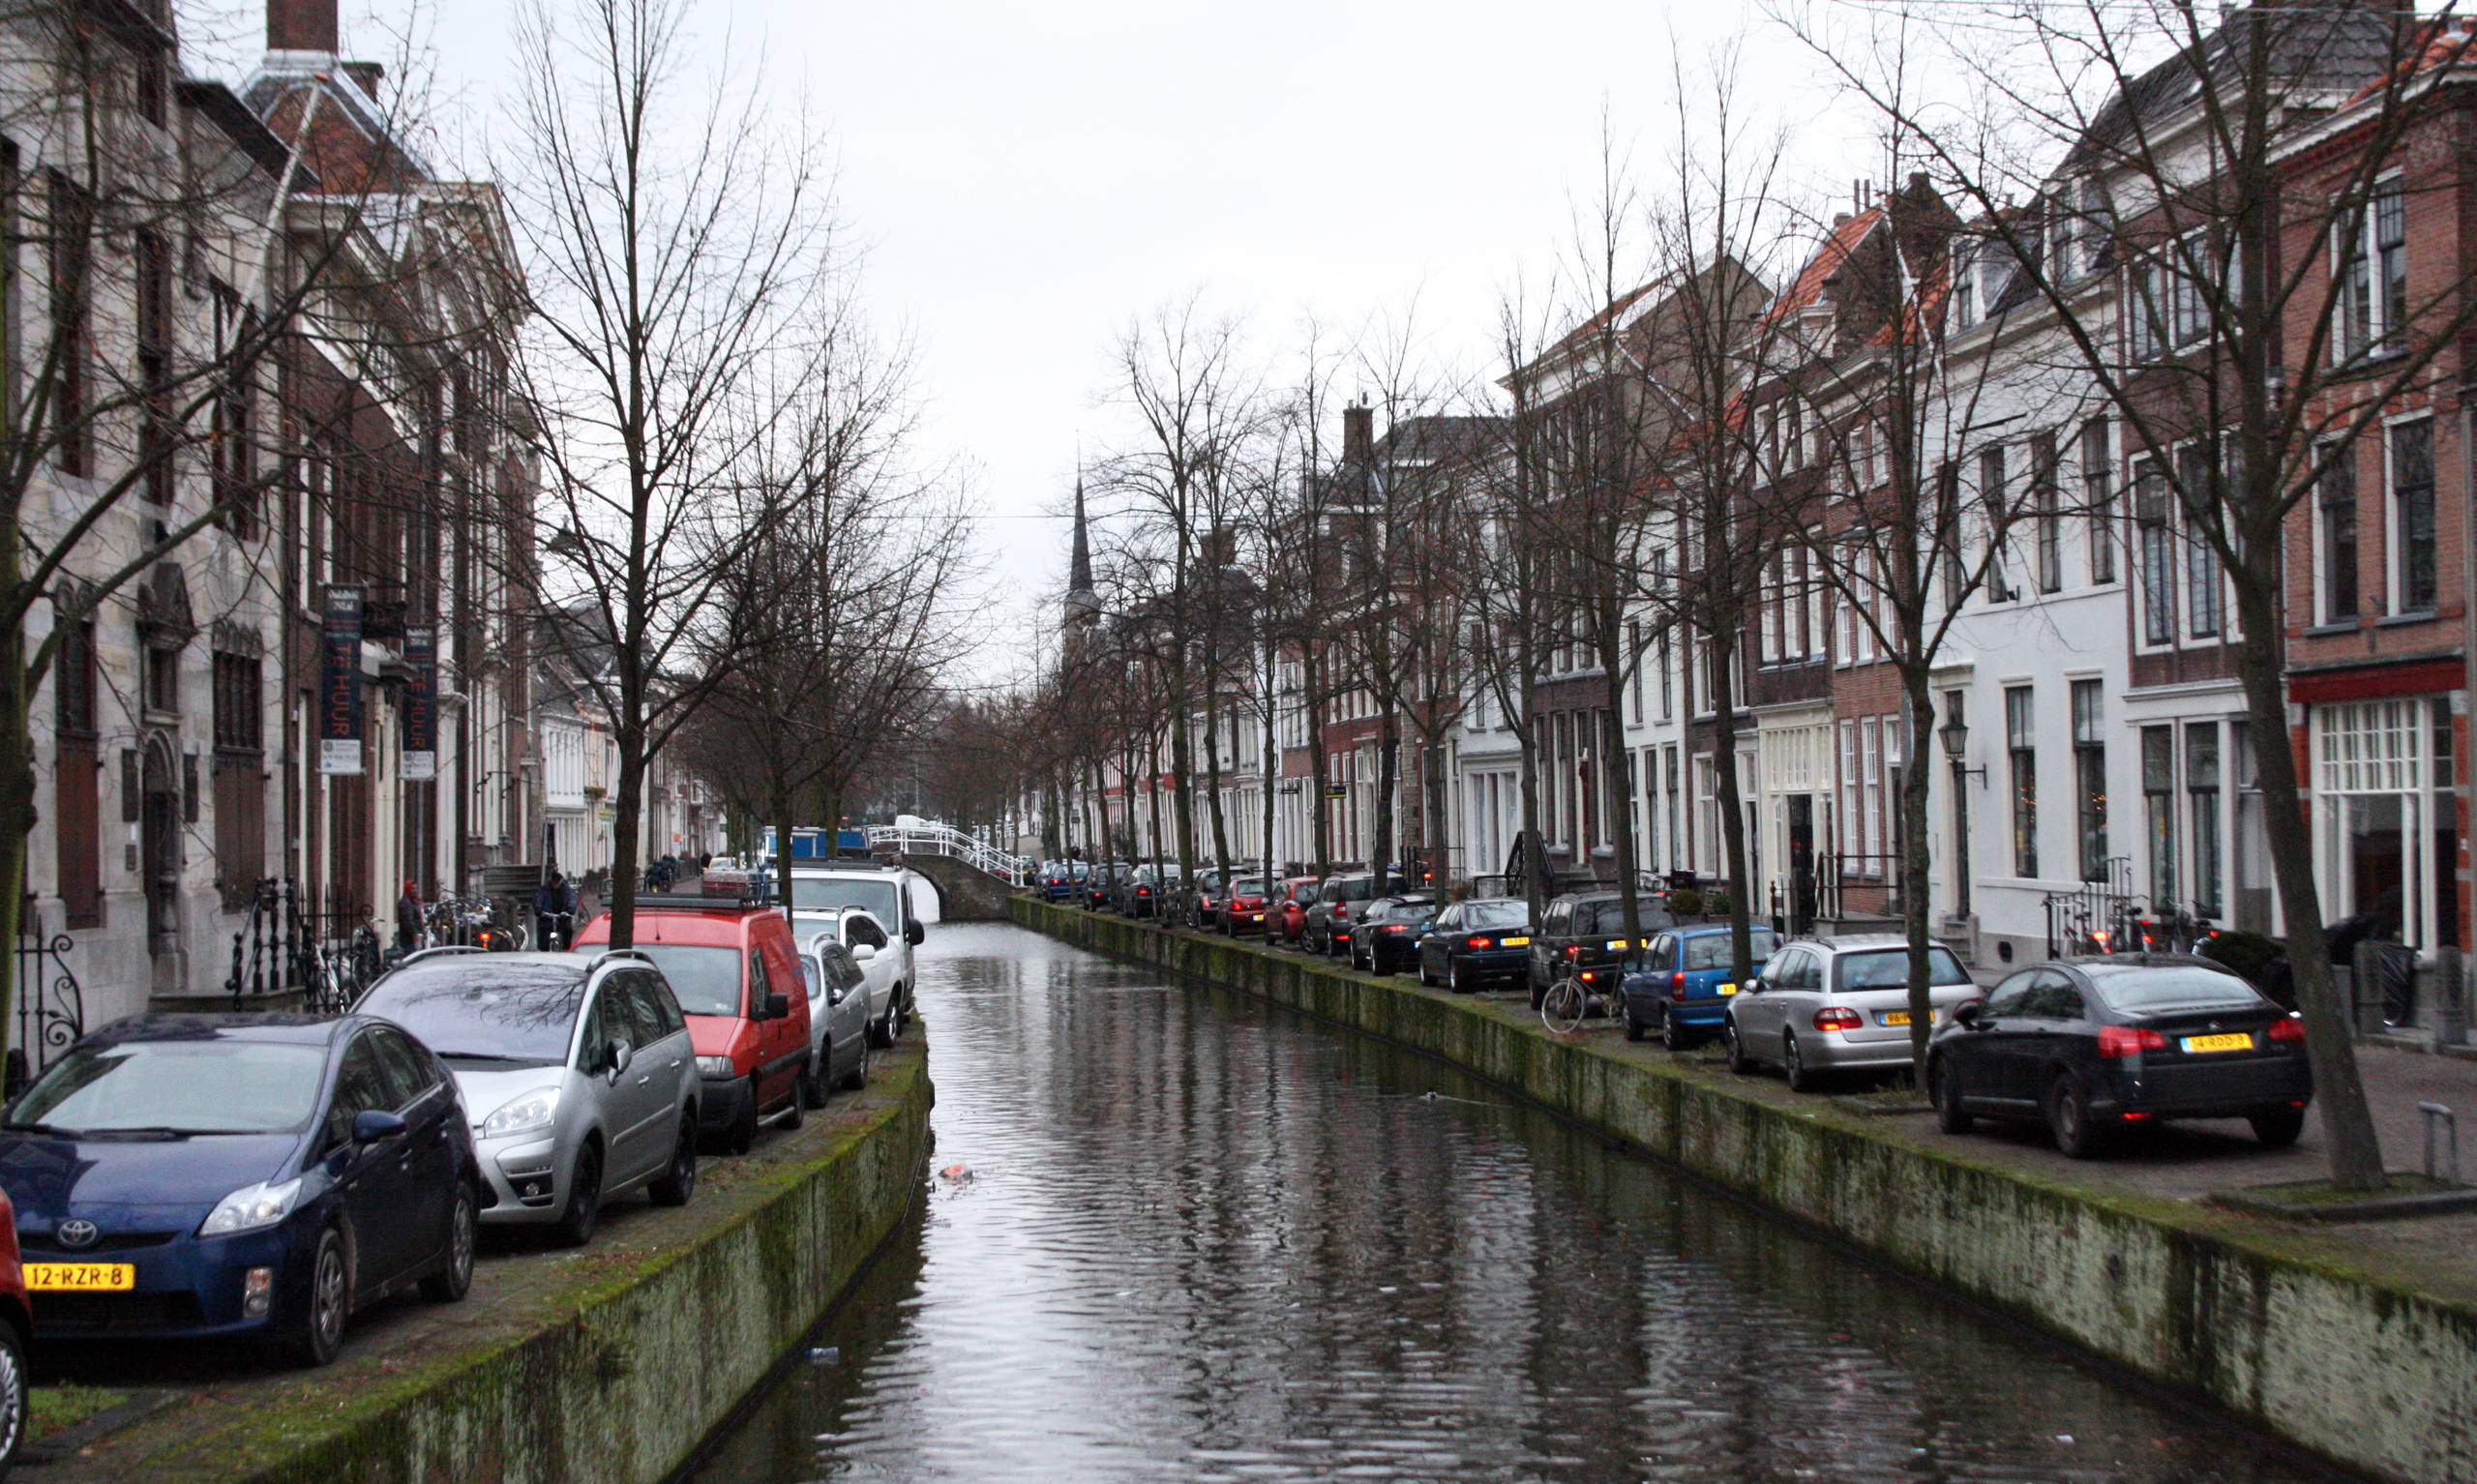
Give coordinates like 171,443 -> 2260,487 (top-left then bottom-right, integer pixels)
198,1176 -> 304,1237
480,1087 -> 561,1141
696,1055 -> 737,1078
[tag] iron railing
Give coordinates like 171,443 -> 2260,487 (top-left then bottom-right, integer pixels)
1818,854 -> 1903,922
13,917 -> 81,1089
866,822 -> 1029,886
2043,858 -> 2137,959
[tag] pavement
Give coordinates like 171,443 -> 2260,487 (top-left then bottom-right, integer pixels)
1216,916 -> 2477,1312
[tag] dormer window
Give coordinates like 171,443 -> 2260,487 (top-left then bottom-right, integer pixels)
1952,246 -> 1980,329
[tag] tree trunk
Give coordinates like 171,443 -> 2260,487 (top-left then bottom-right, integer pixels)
1168,667 -> 1198,884
1262,638 -> 1280,883
1900,668 -> 1938,1066
1710,630 -> 1754,985
1373,704 -> 1398,881
771,776 -> 795,918
1203,697 -> 1233,886
1306,651 -> 1332,878
1423,721 -> 1450,892
610,725 -> 644,950
2233,573 -> 2383,1188
1518,707 -> 1547,952
0,613 -> 33,1076
1600,633 -> 1643,957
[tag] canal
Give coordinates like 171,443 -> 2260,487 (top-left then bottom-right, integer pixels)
687,922 -> 2342,1483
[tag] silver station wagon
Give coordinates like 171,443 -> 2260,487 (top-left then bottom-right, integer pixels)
1722,935 -> 1980,1091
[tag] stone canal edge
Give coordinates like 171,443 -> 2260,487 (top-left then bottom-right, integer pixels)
36,1036 -> 933,1484
1010,897 -> 2477,1484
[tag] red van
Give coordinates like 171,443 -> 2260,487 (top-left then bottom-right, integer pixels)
574,900 -> 811,1154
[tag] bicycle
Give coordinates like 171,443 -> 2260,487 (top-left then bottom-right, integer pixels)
1539,964 -> 1627,1034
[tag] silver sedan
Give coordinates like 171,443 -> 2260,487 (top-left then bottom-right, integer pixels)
1722,935 -> 1982,1092
357,949 -> 701,1245
798,934 -> 875,1105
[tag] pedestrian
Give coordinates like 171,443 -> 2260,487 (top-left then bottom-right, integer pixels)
395,878 -> 423,955
534,872 -> 577,952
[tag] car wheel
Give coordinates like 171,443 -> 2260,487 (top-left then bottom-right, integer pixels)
291,1225 -> 350,1365
1725,1018 -> 1757,1076
555,1140 -> 605,1246
1783,1032 -> 1819,1093
1418,956 -> 1435,986
801,1048 -> 831,1109
0,1318 -> 26,1470
1447,960 -> 1464,994
845,1035 -> 872,1090
781,1073 -> 806,1131
2250,1104 -> 2307,1148
419,1181 -> 477,1302
1930,1057 -> 1974,1135
868,1008 -> 894,1050
1623,1012 -> 1647,1042
1660,1008 -> 1692,1054
649,1114 -> 698,1206
2047,1074 -> 2105,1159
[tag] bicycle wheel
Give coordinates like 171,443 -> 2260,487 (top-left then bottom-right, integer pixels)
1540,978 -> 1587,1034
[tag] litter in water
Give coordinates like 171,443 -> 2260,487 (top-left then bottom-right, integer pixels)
808,1347 -> 841,1366
939,1163 -> 973,1185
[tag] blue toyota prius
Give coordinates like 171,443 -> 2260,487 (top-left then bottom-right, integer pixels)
0,1014 -> 478,1364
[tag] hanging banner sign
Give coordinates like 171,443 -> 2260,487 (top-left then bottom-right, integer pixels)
319,584 -> 364,775
401,624 -> 437,781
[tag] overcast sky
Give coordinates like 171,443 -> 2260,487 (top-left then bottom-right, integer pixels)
199,0 -> 1868,681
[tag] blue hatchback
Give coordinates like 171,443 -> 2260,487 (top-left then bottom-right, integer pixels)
1624,926 -> 1780,1049
0,1014 -> 479,1365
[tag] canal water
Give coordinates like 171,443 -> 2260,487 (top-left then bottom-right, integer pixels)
687,923 -> 2341,1483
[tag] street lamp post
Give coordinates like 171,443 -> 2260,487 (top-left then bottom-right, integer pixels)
1937,709 -> 1988,921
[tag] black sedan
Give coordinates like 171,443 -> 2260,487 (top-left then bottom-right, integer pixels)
1351,895 -> 1439,974
1925,955 -> 2313,1158
1418,899 -> 1533,992
0,1014 -> 479,1364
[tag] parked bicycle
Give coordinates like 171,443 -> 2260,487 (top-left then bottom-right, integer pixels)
1539,963 -> 1627,1034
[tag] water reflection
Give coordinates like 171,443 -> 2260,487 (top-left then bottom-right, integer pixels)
690,924 -> 2339,1483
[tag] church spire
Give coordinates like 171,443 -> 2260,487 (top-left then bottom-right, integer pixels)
1064,475 -> 1098,632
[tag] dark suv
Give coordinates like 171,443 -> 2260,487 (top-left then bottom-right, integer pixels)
1528,891 -> 1675,1007
1351,895 -> 1439,974
1303,872 -> 1402,956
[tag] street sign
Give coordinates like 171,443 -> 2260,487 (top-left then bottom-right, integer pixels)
1323,786 -> 1347,799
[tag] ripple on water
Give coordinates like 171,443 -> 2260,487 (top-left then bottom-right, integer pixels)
690,924 -> 2342,1484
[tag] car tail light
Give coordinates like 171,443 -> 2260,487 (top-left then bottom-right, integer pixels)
2268,1015 -> 2306,1042
1812,1007 -> 1863,1031
1383,925 -> 1408,935
2120,1111 -> 2151,1121
1578,969 -> 1600,983
2098,1024 -> 2166,1057
1670,970 -> 1687,1001
1467,935 -> 1492,950
1566,945 -> 1580,959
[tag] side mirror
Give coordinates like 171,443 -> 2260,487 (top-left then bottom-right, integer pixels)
906,921 -> 925,946
851,943 -> 879,963
606,1039 -> 632,1078
1954,999 -> 1986,1028
352,1109 -> 407,1143
764,992 -> 791,1021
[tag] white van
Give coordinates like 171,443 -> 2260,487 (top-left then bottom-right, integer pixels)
785,864 -> 923,1045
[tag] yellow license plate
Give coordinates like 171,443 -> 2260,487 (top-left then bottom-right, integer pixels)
26,1262 -> 134,1291
1502,936 -> 1530,947
1718,983 -> 1737,995
1878,1010 -> 1935,1026
2182,1032 -> 2253,1054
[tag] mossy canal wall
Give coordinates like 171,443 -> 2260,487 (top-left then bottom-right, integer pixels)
134,1039 -> 932,1484
1012,896 -> 2477,1484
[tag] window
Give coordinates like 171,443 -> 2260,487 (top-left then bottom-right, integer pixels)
2391,418 -> 2435,611
214,651 -> 265,907
2080,420 -> 2115,584
1626,620 -> 1643,725
2073,680 -> 2107,882
135,230 -> 171,505
2187,722 -> 2221,919
1839,720 -> 1859,876
1981,447 -> 2012,602
2134,460 -> 2174,644
211,283 -> 257,537
2142,727 -> 2177,907
45,171 -> 88,475
2337,180 -> 2406,362
2317,440 -> 2357,622
2133,233 -> 2213,356
1937,463 -> 1964,609
2007,687 -> 2037,876
2178,443 -> 2223,638
53,595 -> 98,928
2032,431 -> 2061,594
1861,717 -> 1882,870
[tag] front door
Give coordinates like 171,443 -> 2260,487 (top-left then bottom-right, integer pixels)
1787,795 -> 1816,935
141,741 -> 183,994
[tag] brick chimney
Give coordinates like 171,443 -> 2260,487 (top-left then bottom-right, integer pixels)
268,0 -> 338,53
1342,404 -> 1374,466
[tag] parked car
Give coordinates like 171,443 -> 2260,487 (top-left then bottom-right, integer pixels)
1624,925 -> 1782,1049
1085,863 -> 1127,912
786,863 -> 925,1045
1220,876 -> 1271,936
1037,861 -> 1088,902
1926,954 -> 2314,1157
0,1188 -> 25,1470
1270,876 -> 1322,942
1417,898 -> 1534,992
1122,863 -> 1184,918
1723,935 -> 1978,1091
1304,872 -> 1400,956
360,950 -> 699,1246
0,1013 -> 478,1365
798,933 -> 877,1099
1349,895 -> 1439,974
1528,891 -> 1675,1007
1185,870 -> 1227,930
572,901 -> 811,1153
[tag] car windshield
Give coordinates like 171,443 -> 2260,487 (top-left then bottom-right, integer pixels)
790,876 -> 903,925
10,1037 -> 331,1135
360,962 -> 588,1063
1383,901 -> 1437,922
2090,966 -> 2264,1015
1836,947 -> 1973,989
1465,902 -> 1529,930
1684,930 -> 1778,969
1572,900 -> 1671,935
629,946 -> 746,1018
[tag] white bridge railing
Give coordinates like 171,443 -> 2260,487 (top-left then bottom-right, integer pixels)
866,822 -> 1028,887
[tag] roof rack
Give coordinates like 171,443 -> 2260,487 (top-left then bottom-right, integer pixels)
579,946 -> 655,965
633,892 -> 775,911
392,945 -> 487,967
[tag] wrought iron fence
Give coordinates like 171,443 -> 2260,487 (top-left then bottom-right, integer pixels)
1817,855 -> 1903,922
13,918 -> 82,1091
225,879 -> 375,1013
